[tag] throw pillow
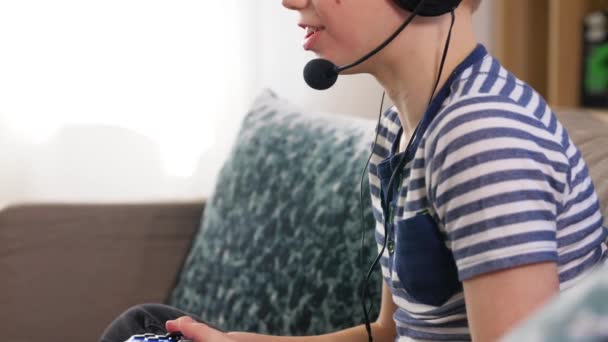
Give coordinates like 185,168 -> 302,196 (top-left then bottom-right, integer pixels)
168,89 -> 382,335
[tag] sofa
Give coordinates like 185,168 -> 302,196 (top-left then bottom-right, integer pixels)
1,90 -> 607,342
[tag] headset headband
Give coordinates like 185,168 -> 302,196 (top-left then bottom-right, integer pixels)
395,0 -> 462,16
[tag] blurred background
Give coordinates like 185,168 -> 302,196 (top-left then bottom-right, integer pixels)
0,0 -> 604,207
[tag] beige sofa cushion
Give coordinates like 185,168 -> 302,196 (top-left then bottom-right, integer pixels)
0,202 -> 203,342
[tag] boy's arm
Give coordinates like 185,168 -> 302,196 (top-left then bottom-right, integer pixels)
463,261 -> 559,341
227,281 -> 397,342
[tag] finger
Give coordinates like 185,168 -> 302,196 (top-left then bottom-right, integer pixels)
179,321 -> 230,342
166,316 -> 195,332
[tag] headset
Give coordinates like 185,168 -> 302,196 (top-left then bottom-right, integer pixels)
302,0 -> 462,341
397,0 -> 462,16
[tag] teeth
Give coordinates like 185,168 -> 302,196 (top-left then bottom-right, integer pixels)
306,26 -> 322,35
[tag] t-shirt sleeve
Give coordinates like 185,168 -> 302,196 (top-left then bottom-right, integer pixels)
427,101 -> 569,281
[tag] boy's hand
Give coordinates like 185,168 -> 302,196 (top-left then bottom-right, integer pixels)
166,316 -> 237,342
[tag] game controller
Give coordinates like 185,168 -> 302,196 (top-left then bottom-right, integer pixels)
124,332 -> 193,342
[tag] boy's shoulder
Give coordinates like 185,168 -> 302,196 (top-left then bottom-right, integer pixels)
446,54 -> 536,110
428,54 -> 558,140
423,55 -> 569,162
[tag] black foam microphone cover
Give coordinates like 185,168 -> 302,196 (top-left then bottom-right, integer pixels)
303,58 -> 339,90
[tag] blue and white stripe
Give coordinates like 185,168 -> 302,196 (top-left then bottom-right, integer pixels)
368,45 -> 608,341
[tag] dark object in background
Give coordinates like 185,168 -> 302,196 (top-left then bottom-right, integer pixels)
582,10 -> 608,108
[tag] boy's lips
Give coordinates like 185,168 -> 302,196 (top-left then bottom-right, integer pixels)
298,22 -> 324,30
299,24 -> 325,51
303,29 -> 323,51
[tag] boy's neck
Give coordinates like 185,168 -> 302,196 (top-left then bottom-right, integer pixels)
371,9 -> 478,143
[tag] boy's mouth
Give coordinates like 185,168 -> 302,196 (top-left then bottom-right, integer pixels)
304,26 -> 324,39
301,25 -> 325,51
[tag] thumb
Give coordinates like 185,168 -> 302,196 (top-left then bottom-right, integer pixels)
166,316 -> 195,332
179,321 -> 232,342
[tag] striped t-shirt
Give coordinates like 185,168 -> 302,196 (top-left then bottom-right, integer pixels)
368,44 -> 608,341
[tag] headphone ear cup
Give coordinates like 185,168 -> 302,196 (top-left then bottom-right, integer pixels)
394,0 -> 418,12
394,0 -> 462,17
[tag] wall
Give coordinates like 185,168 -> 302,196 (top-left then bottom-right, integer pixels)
0,1 -> 258,207
474,0 -> 495,54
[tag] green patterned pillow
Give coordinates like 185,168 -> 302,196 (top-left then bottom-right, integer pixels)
168,89 -> 382,335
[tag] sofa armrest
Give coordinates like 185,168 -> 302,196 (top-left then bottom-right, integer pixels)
0,201 -> 204,342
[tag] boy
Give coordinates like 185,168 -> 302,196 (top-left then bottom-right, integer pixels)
101,1 -> 607,341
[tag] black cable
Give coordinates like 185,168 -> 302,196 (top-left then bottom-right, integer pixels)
360,90 -> 386,272
336,0 -> 427,73
356,0 -> 429,338
358,8 -> 457,342
358,90 -> 385,341
383,9 -> 456,211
